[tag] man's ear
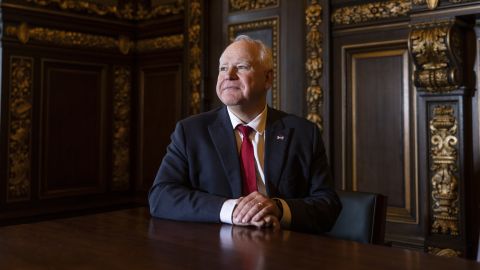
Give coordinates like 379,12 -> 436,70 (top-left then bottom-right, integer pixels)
264,69 -> 273,90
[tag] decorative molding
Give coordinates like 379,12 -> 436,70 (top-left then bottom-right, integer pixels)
187,0 -> 202,115
331,0 -> 411,25
136,34 -> 184,52
6,23 -> 182,54
414,0 -> 440,9
138,0 -> 184,20
7,57 -> 34,201
427,246 -> 461,257
229,0 -> 278,12
26,0 -> 184,20
413,0 -> 473,10
6,23 -> 119,51
409,20 -> 463,92
228,18 -> 279,109
429,105 -> 459,236
305,0 -> 323,131
112,66 -> 131,191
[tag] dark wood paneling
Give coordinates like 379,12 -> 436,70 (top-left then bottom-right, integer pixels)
0,0 -> 185,221
40,60 -> 107,198
332,24 -> 422,248
350,50 -> 406,206
137,64 -> 182,191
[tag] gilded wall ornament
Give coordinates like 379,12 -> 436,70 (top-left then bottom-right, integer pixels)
112,66 -> 131,190
136,34 -> 184,52
188,0 -> 202,115
8,57 -> 34,201
429,105 -> 460,236
6,24 -> 119,50
16,23 -> 30,44
413,0 -> 473,9
26,0 -> 184,20
427,246 -> 461,257
305,0 -> 323,131
7,23 -> 181,54
331,0 -> 411,25
409,20 -> 463,92
117,35 -> 133,55
229,0 -> 277,12
426,0 -> 439,9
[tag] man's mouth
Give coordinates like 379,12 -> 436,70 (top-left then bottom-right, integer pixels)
223,86 -> 240,91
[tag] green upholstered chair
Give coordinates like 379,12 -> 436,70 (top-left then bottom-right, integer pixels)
326,190 -> 387,245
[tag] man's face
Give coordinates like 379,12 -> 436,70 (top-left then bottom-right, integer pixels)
216,40 -> 272,109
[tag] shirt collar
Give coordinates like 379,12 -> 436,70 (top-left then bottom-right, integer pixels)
227,106 -> 267,135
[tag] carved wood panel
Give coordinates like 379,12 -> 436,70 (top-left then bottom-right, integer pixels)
347,46 -> 418,225
39,60 -> 108,198
6,56 -> 34,202
340,41 -> 419,228
331,23 -> 423,248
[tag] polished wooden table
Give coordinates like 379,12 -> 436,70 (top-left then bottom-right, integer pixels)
0,207 -> 478,269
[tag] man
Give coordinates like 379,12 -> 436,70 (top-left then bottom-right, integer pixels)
149,35 -> 341,233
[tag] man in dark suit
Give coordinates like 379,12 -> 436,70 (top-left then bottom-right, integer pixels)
149,35 -> 341,233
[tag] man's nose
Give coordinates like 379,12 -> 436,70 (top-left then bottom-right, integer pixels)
226,67 -> 238,79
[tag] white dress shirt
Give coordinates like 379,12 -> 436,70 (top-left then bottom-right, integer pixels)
219,106 -> 291,228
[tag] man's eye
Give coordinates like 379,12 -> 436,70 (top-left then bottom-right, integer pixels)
219,66 -> 227,71
237,65 -> 250,70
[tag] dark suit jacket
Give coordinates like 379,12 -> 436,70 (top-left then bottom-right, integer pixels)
148,106 -> 341,233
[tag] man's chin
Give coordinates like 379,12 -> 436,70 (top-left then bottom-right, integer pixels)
219,96 -> 242,106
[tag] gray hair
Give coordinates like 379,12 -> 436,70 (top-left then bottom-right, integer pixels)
234,35 -> 273,71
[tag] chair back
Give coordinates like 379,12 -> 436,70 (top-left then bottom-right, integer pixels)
326,190 -> 387,244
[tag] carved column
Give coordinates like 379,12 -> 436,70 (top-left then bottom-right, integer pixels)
305,0 -> 323,131
186,0 -> 203,115
7,57 -> 34,202
409,18 -> 474,257
112,66 -> 132,191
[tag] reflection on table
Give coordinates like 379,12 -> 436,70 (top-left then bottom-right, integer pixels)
0,207 -> 478,269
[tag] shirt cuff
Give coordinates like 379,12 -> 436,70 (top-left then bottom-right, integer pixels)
276,198 -> 291,229
220,199 -> 238,224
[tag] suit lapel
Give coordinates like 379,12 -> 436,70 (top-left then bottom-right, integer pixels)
208,107 -> 243,197
264,108 -> 291,196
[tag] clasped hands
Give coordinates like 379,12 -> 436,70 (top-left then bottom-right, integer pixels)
232,191 -> 282,229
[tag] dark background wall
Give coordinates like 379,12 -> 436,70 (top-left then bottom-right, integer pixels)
0,0 -> 479,259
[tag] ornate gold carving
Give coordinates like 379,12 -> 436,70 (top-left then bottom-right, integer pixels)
16,23 -> 30,44
331,0 -> 411,25
112,66 -> 131,190
426,0 -> 439,9
409,20 -> 463,92
188,0 -> 202,115
228,18 -> 279,109
8,57 -> 34,201
118,35 -> 133,55
429,105 -> 459,236
305,0 -> 323,131
229,0 -> 277,12
136,34 -> 184,53
146,0 -> 184,19
26,0 -> 184,20
413,0 -> 472,9
427,246 -> 461,257
5,23 -> 141,54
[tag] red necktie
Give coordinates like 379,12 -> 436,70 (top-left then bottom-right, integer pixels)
237,125 -> 257,195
